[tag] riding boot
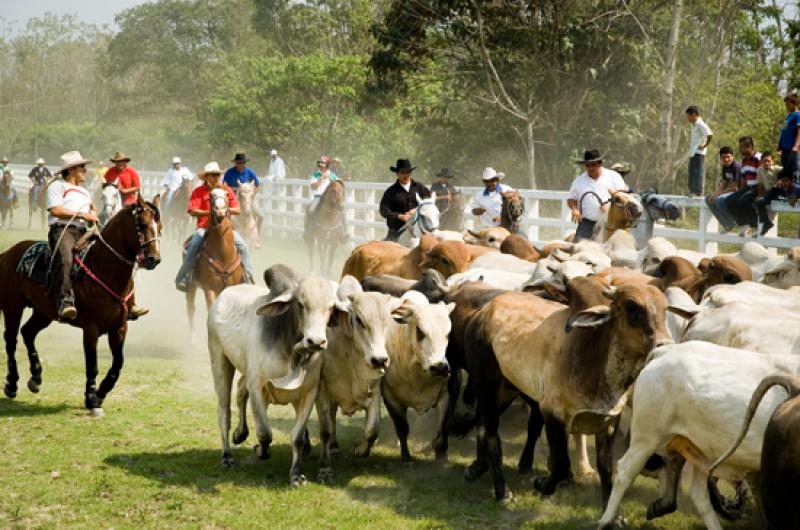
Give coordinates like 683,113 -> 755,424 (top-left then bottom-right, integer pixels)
127,293 -> 149,320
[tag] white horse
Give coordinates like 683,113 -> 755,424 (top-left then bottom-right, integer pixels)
397,193 -> 439,248
99,182 -> 122,225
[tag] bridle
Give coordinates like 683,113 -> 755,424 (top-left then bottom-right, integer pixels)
502,192 -> 524,233
97,203 -> 160,266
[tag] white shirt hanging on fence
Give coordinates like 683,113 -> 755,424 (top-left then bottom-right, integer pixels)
568,168 -> 628,222
161,166 -> 195,192
46,180 -> 92,225
470,183 -> 515,227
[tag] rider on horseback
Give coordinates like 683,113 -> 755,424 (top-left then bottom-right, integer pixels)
161,156 -> 194,209
304,157 -> 342,237
28,158 -> 52,201
174,162 -> 255,291
470,167 -> 515,228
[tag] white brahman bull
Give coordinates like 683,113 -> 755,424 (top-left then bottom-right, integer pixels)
208,265 -> 346,487
598,341 -> 800,530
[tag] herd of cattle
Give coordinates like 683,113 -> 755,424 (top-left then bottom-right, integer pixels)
206,226 -> 800,529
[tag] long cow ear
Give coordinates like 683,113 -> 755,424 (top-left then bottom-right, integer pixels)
566,305 -> 612,332
666,303 -> 699,319
389,297 -> 414,323
256,290 -> 293,316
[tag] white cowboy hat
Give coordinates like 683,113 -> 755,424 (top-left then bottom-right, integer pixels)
198,161 -> 223,179
36,158 -> 45,165
172,156 -> 181,164
481,167 -> 504,181
270,149 -> 278,156
59,151 -> 93,171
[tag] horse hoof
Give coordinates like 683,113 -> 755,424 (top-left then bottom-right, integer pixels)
317,468 -> 334,484
221,453 -> 235,468
290,474 -> 307,488
4,384 -> 17,399
90,408 -> 105,418
464,461 -> 488,482
232,426 -> 249,445
27,379 -> 41,394
254,443 -> 271,460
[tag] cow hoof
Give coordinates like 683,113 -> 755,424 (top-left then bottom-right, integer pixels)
533,475 -> 560,495
27,378 -> 41,394
290,474 -> 307,488
317,468 -> 334,484
464,461 -> 488,482
254,444 -> 271,460
598,515 -> 628,529
517,463 -> 533,475
232,426 -> 249,445
352,443 -> 371,458
434,449 -> 448,462
90,408 -> 105,418
575,463 -> 598,478
646,499 -> 676,520
499,489 -> 515,504
329,441 -> 340,455
221,454 -> 235,468
3,384 -> 17,399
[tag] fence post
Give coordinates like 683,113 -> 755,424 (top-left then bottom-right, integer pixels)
560,197 -> 572,239
366,189 -> 376,241
345,187 -> 356,241
699,200 -> 718,255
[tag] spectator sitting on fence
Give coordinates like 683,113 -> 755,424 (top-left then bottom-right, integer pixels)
725,136 -> 761,237
705,146 -> 741,234
756,165 -> 797,237
754,151 -> 783,235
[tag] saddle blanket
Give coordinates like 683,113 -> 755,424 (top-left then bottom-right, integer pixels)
16,241 -> 93,285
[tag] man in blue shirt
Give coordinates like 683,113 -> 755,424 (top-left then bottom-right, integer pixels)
779,93 -> 800,182
223,152 -> 260,192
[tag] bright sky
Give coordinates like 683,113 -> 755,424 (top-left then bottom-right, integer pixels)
2,0 -> 151,33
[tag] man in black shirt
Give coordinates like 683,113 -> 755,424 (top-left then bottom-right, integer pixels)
430,167 -> 457,212
379,159 -> 431,242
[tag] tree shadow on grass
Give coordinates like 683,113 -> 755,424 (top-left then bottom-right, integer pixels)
0,399 -> 69,417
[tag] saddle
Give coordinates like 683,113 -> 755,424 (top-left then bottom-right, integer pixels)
16,240 -> 94,286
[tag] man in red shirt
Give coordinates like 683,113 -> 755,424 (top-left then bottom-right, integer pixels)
104,152 -> 141,206
174,161 -> 255,291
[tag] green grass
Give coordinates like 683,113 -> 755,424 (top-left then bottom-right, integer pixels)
0,218 -> 764,529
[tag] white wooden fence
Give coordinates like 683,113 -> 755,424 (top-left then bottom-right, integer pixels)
9,165 -> 800,253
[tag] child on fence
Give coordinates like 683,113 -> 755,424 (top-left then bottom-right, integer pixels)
755,167 -> 799,237
754,152 -> 783,235
725,136 -> 761,237
705,146 -> 741,233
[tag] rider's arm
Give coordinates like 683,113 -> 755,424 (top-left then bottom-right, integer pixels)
48,205 -> 99,222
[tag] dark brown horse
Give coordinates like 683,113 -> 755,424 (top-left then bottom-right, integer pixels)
28,179 -> 49,229
163,179 -> 194,244
0,172 -> 19,229
304,179 -> 346,277
500,190 -> 525,234
186,188 -> 244,336
439,191 -> 465,231
0,194 -> 161,415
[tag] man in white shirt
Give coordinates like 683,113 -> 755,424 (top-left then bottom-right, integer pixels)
567,149 -> 630,241
470,167 -> 515,228
161,157 -> 195,208
267,149 -> 286,181
685,105 -> 713,196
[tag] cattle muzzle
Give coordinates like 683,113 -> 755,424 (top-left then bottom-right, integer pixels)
302,336 -> 328,352
370,356 -> 389,371
427,361 -> 450,377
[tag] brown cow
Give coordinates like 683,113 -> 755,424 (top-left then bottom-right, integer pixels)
648,256 -> 701,291
673,255 -> 752,302
421,240 -> 497,278
464,281 -> 671,505
500,233 -> 541,261
340,234 -> 437,281
463,227 -> 510,249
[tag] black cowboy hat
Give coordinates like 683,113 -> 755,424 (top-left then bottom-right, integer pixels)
390,159 -> 416,173
575,149 -> 604,165
436,167 -> 456,179
232,152 -> 248,163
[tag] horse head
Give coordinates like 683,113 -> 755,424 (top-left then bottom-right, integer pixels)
209,187 -> 230,226
414,193 -> 440,234
607,189 -> 643,228
501,191 -> 524,231
102,194 -> 161,270
238,182 -> 255,210
101,182 -> 122,221
326,179 -> 346,210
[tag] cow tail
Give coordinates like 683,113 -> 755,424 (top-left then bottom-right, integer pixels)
707,373 -> 800,520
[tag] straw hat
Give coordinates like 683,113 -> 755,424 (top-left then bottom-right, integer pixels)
198,161 -> 223,179
59,151 -> 93,172
36,158 -> 45,165
481,167 -> 504,181
110,151 -> 131,163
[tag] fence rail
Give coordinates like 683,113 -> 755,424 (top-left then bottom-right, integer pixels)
9,165 -> 800,253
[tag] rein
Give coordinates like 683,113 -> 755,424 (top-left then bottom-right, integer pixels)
73,255 -> 135,322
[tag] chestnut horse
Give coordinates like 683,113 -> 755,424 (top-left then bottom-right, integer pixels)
28,179 -> 50,229
0,172 -> 19,229
234,182 -> 261,249
163,179 -> 194,244
304,179 -> 346,277
0,194 -> 161,415
500,190 -> 525,234
185,188 -> 244,336
593,190 -> 643,242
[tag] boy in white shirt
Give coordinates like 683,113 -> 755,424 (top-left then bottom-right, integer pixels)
686,105 -> 714,196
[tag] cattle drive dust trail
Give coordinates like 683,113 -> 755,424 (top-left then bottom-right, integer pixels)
0,215 -> 761,528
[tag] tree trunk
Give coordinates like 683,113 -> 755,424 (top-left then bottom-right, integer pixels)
658,0 -> 683,191
526,120 -> 536,189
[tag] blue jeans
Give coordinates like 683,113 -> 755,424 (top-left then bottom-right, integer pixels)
781,150 -> 799,182
175,228 -> 255,286
688,154 -> 705,194
705,192 -> 736,231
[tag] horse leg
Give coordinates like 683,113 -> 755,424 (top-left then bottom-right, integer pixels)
204,288 -> 217,310
95,323 -> 128,409
82,327 -> 102,412
3,307 -> 23,398
20,309 -> 51,393
27,196 -> 32,228
326,242 -> 337,279
186,285 -> 197,339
